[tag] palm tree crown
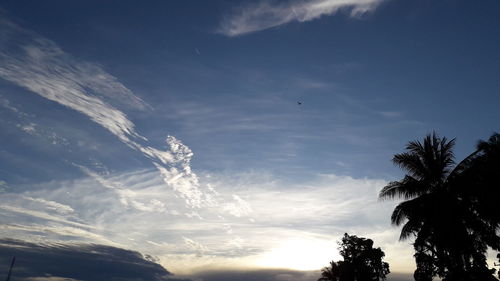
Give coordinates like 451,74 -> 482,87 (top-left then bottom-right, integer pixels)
380,132 -> 499,281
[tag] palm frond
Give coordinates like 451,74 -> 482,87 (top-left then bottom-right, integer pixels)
393,152 -> 426,179
390,202 -> 411,226
477,132 -> 500,152
390,196 -> 428,226
400,219 -> 422,241
379,176 -> 425,200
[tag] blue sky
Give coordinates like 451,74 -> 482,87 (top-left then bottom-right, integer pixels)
0,1 -> 499,280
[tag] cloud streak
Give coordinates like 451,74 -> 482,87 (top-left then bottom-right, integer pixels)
0,18 -> 215,209
218,0 -> 384,36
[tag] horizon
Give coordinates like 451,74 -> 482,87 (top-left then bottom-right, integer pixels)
1,1 -> 499,281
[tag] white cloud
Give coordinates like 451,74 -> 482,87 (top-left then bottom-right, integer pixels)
222,195 -> 253,217
183,237 -> 209,253
226,236 -> 245,249
218,0 -> 384,36
0,95 -> 22,114
0,168 -> 416,274
153,136 -> 217,209
0,223 -> 119,246
0,19 -> 214,209
20,122 -> 37,134
0,204 -> 88,229
0,34 -> 145,145
77,166 -> 169,213
22,196 -> 75,215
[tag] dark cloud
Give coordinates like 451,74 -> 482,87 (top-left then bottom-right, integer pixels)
189,269 -> 412,281
0,239 -> 189,281
190,269 -> 319,281
387,273 -> 414,281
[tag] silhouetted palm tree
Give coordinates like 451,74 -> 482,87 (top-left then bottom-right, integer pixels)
380,132 -> 499,281
453,133 -> 500,243
453,133 -> 500,280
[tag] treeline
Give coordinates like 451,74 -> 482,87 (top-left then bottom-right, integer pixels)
319,132 -> 500,281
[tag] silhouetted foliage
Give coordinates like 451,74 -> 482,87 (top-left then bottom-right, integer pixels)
380,132 -> 500,281
318,233 -> 389,281
498,253 -> 500,279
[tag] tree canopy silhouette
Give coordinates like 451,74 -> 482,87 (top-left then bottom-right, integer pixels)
379,132 -> 500,281
318,233 -> 389,281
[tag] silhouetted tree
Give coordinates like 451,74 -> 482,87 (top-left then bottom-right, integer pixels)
497,253 -> 500,279
318,260 -> 345,281
318,233 -> 389,281
380,132 -> 500,281
453,133 -> 500,281
413,251 -> 435,281
453,133 -> 500,248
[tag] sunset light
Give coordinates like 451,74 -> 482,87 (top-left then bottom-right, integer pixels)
256,238 -> 341,271
1,1 -> 499,281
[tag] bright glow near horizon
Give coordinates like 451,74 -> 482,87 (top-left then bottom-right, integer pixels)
1,1 -> 500,280
255,238 -> 341,271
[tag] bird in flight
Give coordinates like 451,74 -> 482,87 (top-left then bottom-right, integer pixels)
297,101 -> 302,105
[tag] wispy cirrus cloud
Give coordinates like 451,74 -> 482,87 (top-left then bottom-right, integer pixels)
218,0 -> 385,36
0,19 -> 143,143
0,18 -> 215,209
22,196 -> 75,215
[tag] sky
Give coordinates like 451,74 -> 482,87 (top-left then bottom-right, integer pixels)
0,0 -> 499,280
